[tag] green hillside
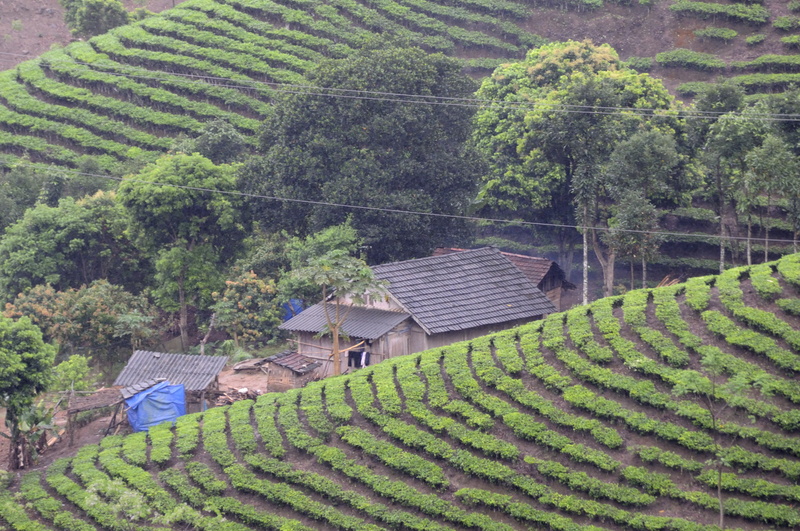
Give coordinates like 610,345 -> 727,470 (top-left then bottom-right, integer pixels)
1,0 -> 799,173
3,254 -> 800,530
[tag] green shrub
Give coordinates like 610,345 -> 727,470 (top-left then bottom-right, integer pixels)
655,48 -> 726,70
623,56 -> 653,71
774,15 -> 800,31
746,33 -> 766,45
694,26 -> 738,41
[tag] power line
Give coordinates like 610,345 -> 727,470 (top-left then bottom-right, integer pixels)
2,50 -> 800,121
2,157 -> 798,246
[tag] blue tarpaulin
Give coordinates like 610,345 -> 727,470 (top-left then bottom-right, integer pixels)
282,299 -> 304,321
125,381 -> 186,432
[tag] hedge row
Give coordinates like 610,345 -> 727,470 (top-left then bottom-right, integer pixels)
0,70 -> 171,152
670,0 -> 770,24
45,49 -> 262,136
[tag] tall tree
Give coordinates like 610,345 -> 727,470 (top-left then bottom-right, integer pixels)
703,103 -> 770,271
473,40 -> 623,281
473,41 -> 685,300
291,249 -> 386,376
0,315 -> 55,469
744,134 -> 797,262
118,154 -> 250,349
242,42 -> 481,264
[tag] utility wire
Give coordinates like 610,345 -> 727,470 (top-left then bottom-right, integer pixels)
2,157 -> 797,246
1,51 -> 800,121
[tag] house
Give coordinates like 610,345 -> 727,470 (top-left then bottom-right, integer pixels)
280,247 -> 556,375
433,247 -> 575,311
113,351 -> 228,413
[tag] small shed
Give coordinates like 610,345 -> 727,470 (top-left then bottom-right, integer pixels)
261,351 -> 321,392
114,351 -> 228,413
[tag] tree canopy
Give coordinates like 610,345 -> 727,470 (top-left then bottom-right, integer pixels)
0,191 -> 149,302
117,153 -> 250,348
242,43 -> 482,264
473,40 -> 688,298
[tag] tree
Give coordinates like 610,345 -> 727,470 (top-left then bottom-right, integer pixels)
703,103 -> 770,271
118,153 -> 250,349
292,249 -> 386,376
473,41 -> 623,281
61,0 -> 129,38
278,220 -> 363,307
211,270 -> 283,347
0,315 -> 56,469
0,161 -> 50,233
744,134 -> 797,262
602,192 -> 663,290
473,41 -> 685,300
0,191 -> 149,301
242,42 -> 481,264
172,119 -> 247,164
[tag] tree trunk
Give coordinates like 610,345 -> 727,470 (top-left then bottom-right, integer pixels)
641,255 -> 647,289
591,227 -> 615,298
630,260 -> 634,292
746,217 -> 751,266
719,217 -> 726,274
331,324 -> 341,376
582,226 -> 588,305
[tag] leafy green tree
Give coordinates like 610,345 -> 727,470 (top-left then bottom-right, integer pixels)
703,103 -> 770,271
291,249 -> 386,375
118,153 -> 250,349
211,270 -> 283,347
0,315 -> 55,469
278,221 -> 363,307
603,192 -> 663,290
744,134 -> 797,262
242,43 -> 481,264
473,41 -> 684,300
0,191 -> 149,301
0,162 -> 50,232
52,355 -> 96,392
63,0 -> 129,38
473,40 -> 623,280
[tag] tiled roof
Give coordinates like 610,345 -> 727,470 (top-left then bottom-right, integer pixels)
265,350 -> 321,375
113,351 -> 228,391
280,304 -> 410,340
432,247 -> 566,286
374,247 -> 556,334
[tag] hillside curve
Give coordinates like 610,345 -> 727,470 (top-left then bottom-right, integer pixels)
3,254 -> 800,529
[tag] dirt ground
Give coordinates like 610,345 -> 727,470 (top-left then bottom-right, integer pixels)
0,366 -> 270,472
0,0 -> 176,72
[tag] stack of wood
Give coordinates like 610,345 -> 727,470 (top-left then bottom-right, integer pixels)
215,387 -> 262,406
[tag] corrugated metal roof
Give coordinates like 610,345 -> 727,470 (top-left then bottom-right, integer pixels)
120,378 -> 164,399
373,247 -> 556,334
265,350 -> 321,375
279,304 -> 410,340
113,351 -> 228,391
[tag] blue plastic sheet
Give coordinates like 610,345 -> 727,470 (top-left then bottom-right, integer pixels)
125,381 -> 186,432
282,298 -> 304,321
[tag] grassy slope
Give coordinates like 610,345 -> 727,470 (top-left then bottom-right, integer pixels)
3,254 -> 800,530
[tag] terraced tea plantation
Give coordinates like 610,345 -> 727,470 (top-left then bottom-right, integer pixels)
4,254 -> 800,530
1,0 -> 800,172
